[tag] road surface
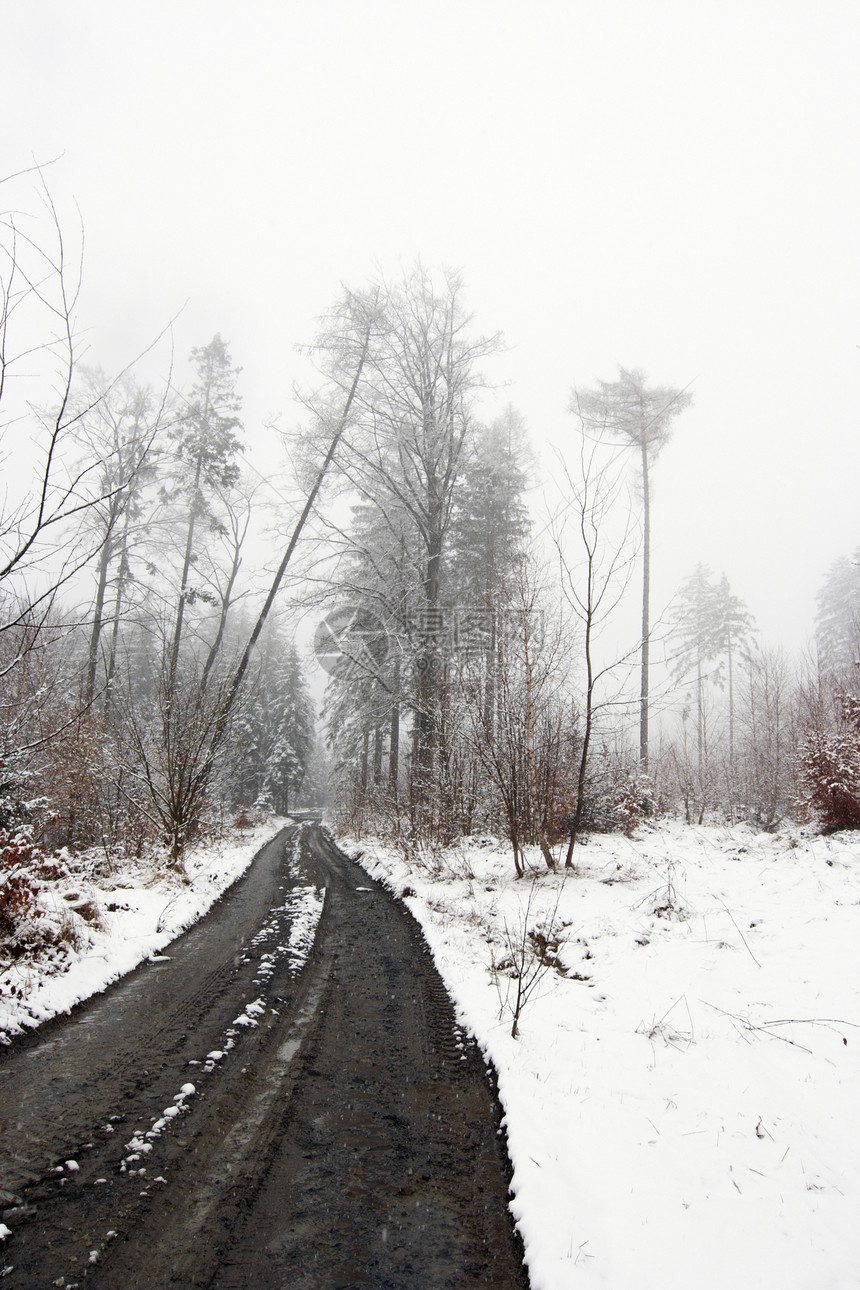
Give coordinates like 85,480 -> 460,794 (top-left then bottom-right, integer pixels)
0,823 -> 527,1288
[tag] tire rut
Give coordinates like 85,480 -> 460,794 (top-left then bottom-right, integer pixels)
0,824 -> 527,1289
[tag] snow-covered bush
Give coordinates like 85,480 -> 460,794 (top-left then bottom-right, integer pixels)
570,746 -> 658,837
800,692 -> 860,831
605,765 -> 657,835
0,830 -> 87,964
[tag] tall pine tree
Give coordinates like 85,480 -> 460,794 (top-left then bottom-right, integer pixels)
167,335 -> 243,686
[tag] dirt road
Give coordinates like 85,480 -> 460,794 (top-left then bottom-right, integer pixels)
0,824 -> 528,1288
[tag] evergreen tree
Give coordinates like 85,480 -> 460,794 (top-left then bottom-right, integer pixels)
232,623 -> 315,814
449,407 -> 531,599
448,407 -> 531,735
329,267 -> 498,822
320,497 -> 421,804
670,565 -> 755,812
816,550 -> 860,681
73,371 -> 165,703
670,565 -> 752,815
167,335 -> 243,685
739,645 -> 797,829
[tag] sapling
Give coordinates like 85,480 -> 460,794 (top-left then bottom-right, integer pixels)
491,875 -> 566,1037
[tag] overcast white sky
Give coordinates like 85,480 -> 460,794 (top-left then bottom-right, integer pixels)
4,0 -> 859,650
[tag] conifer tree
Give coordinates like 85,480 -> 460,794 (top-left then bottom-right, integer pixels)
816,550 -> 860,682
320,498 -> 419,803
74,372 -> 165,703
167,335 -> 243,686
329,266 -> 498,814
231,623 -> 315,814
448,407 -> 531,736
670,565 -> 755,810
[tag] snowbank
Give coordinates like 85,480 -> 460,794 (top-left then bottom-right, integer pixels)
0,820 -> 287,1043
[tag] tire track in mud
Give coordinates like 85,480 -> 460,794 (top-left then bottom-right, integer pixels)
0,824 -> 527,1289
204,826 -> 528,1290
0,827 -> 300,1196
0,827 -> 320,1286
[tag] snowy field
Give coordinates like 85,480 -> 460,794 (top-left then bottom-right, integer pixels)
0,820 -> 290,1043
351,823 -> 860,1290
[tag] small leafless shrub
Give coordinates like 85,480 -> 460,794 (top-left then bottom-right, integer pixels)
61,891 -> 103,928
444,846 -> 477,881
637,996 -> 695,1052
527,924 -> 572,972
639,858 -> 691,922
490,879 -> 568,1037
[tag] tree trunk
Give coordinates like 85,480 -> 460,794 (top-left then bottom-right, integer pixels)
388,704 -> 400,795
85,530 -> 114,704
727,631 -> 735,762
696,654 -> 704,784
372,725 -> 383,784
416,524 -> 443,771
105,513 -> 132,705
523,620 -> 555,871
168,451 -> 203,689
388,653 -> 401,800
482,606 -> 497,742
639,439 -> 651,772
360,728 -> 369,793
201,521 -> 243,689
566,576 -> 595,868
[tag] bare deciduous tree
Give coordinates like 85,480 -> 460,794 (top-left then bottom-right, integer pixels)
461,561 -> 571,875
571,368 -> 693,772
553,435 -> 639,865
71,370 -> 169,702
116,299 -> 376,869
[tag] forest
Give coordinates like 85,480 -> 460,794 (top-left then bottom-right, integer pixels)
2,179 -> 860,964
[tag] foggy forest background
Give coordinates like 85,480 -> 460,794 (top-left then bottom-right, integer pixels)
3,174 -> 860,964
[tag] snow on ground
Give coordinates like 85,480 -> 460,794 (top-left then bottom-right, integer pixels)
4,814 -> 858,1287
351,822 -> 860,1290
0,820 -> 290,1043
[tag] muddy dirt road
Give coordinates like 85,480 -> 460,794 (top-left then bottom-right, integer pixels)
0,824 -> 528,1288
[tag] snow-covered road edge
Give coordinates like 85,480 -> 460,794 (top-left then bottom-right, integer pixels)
349,824 -> 860,1290
0,820 -> 288,1044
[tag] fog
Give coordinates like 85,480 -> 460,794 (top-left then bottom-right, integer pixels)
4,0 -> 859,650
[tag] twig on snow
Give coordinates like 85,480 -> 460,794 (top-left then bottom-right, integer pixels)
703,1001 -> 813,1052
719,901 -> 761,968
